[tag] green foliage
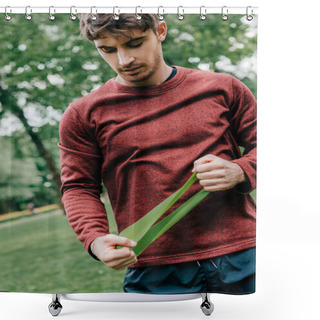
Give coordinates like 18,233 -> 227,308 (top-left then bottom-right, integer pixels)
163,14 -> 257,95
0,136 -> 39,212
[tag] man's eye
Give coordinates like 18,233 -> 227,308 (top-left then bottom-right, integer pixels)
128,42 -> 143,48
101,48 -> 116,54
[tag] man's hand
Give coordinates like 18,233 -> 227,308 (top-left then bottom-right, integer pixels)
192,154 -> 245,192
90,234 -> 138,270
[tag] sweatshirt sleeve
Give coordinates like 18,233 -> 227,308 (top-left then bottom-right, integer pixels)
230,77 -> 257,194
59,104 -> 109,257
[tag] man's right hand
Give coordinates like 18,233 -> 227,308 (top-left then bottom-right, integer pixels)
90,234 -> 138,270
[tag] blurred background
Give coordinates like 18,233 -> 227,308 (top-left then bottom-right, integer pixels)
0,13 -> 257,293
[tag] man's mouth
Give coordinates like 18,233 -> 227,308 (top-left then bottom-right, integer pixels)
122,66 -> 141,75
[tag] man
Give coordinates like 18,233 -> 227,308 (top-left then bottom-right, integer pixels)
59,14 -> 256,294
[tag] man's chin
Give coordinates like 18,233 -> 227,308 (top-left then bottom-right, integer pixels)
119,73 -> 154,86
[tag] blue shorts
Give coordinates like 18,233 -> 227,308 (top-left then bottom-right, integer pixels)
123,247 -> 255,295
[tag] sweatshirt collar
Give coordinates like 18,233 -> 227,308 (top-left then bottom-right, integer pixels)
107,66 -> 186,96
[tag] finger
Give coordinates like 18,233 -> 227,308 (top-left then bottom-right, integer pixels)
193,156 -> 212,170
102,247 -> 135,262
107,234 -> 137,248
193,154 -> 216,166
199,178 -> 225,187
201,179 -> 234,192
196,170 -> 225,180
112,256 -> 138,270
196,156 -> 227,172
106,256 -> 135,269
105,252 -> 138,270
195,161 -> 223,173
202,184 -> 230,192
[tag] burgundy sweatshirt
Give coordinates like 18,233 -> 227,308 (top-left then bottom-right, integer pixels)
59,66 -> 256,267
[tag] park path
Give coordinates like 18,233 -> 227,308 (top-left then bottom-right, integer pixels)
0,210 -> 62,229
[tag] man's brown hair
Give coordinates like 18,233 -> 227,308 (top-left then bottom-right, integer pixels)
80,14 -> 160,41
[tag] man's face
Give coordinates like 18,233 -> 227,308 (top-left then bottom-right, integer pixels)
94,23 -> 167,87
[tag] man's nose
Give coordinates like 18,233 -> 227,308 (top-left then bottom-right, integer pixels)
117,50 -> 134,67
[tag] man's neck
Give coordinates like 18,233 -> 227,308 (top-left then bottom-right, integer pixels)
163,67 -> 177,83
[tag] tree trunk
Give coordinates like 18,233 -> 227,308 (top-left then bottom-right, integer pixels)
12,106 -> 62,203
0,89 -> 63,207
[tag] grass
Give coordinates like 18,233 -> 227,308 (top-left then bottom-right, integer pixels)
0,211 -> 126,293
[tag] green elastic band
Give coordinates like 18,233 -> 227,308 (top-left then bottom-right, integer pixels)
107,172 -> 209,256
132,188 -> 209,256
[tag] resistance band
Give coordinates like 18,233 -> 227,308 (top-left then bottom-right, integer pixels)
107,172 -> 210,256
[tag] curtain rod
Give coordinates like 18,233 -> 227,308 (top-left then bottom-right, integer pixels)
1,6 -> 259,16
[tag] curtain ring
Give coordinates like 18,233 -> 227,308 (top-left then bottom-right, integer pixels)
177,6 -> 184,20
70,6 -> 77,21
246,6 -> 254,21
49,6 -> 56,21
5,6 -> 12,21
113,6 -> 120,20
221,6 -> 228,21
135,6 -> 142,20
90,6 -> 97,21
200,6 -> 206,20
25,6 -> 32,20
157,6 -> 164,20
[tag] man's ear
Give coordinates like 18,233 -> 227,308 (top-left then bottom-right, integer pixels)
156,21 -> 168,42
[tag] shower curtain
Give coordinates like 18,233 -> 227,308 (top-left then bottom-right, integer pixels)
0,11 -> 257,297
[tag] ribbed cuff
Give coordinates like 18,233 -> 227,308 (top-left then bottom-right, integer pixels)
231,159 -> 256,194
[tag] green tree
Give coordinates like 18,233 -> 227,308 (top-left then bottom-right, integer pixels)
0,15 -> 111,211
163,14 -> 257,96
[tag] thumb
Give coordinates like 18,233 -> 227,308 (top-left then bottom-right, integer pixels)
108,234 -> 137,247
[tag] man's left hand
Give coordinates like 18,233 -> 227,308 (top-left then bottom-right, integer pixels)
192,154 -> 245,192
